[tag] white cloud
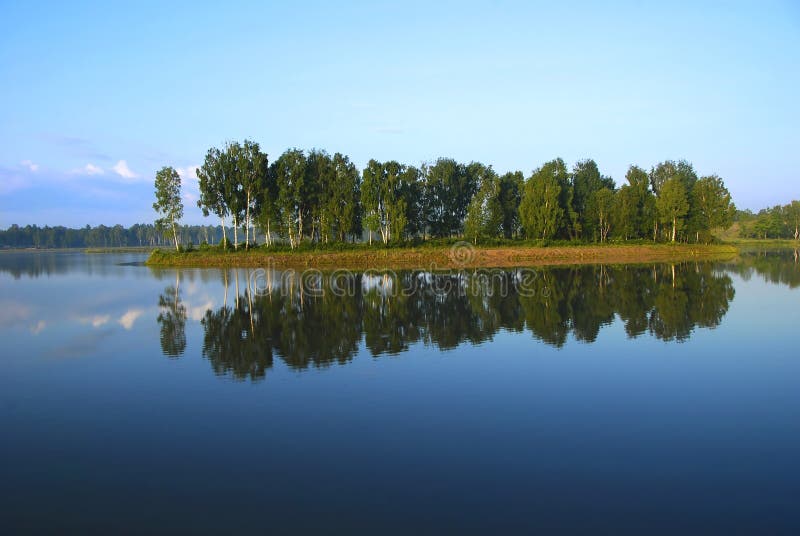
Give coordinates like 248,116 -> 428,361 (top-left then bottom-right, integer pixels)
177,165 -> 201,205
84,163 -> 104,175
29,320 -> 46,335
21,160 -> 39,172
0,169 -> 28,194
188,300 -> 214,322
118,308 -> 144,330
69,163 -> 104,176
77,314 -> 110,328
183,191 -> 199,204
176,165 -> 199,182
112,160 -> 138,179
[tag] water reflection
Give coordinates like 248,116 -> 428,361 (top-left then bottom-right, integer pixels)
157,274 -> 187,358
178,262 -> 739,380
724,248 -> 800,288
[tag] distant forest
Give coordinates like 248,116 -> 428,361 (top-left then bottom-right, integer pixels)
0,224 -> 227,249
736,204 -> 800,240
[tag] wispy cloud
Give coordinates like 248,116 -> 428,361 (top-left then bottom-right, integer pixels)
41,134 -> 111,161
118,308 -> 144,330
30,320 -> 46,335
77,314 -> 110,328
112,160 -> 138,180
176,165 -> 199,182
20,160 -> 39,172
84,163 -> 104,175
0,166 -> 29,194
177,165 -> 200,204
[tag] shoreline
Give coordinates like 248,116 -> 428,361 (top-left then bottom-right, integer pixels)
145,243 -> 740,270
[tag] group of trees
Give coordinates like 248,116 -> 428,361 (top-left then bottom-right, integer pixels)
181,142 -> 738,247
736,201 -> 800,239
190,141 -> 498,248
0,148 -> 761,249
514,159 -> 736,244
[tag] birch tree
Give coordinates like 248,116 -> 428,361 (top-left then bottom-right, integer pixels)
153,166 -> 183,251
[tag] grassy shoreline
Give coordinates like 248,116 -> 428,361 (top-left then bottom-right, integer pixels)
145,243 -> 739,270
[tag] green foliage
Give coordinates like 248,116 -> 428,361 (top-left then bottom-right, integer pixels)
519,160 -> 565,240
587,187 -> 614,242
361,159 -> 419,244
464,172 -> 504,243
135,144 -> 754,250
656,177 -> 690,242
153,166 -> 183,251
423,158 -> 478,237
498,171 -> 524,238
738,201 -> 800,240
272,148 -> 309,248
689,175 -> 734,243
571,159 -> 615,239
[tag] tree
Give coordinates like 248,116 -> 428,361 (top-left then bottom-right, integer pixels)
622,165 -> 653,239
613,185 -> 639,240
498,171 -> 523,238
153,166 -> 183,251
272,148 -> 309,249
361,160 -> 407,244
788,201 -> 800,240
255,159 -> 278,247
306,149 -> 333,243
571,159 -> 615,239
398,165 -> 423,240
328,153 -> 362,242
689,175 -> 734,242
519,161 -> 565,240
423,158 -> 477,237
464,172 -> 503,243
649,159 -> 697,196
197,146 -> 233,248
236,139 -> 267,249
224,141 -> 245,250
588,187 -> 614,242
656,177 -> 689,242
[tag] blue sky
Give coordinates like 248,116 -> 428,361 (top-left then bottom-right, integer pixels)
1,0 -> 798,227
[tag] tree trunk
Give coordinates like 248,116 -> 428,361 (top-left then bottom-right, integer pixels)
298,211 -> 303,245
671,217 -> 677,242
233,215 -> 238,250
221,216 -> 227,248
171,215 -> 179,251
245,191 -> 251,249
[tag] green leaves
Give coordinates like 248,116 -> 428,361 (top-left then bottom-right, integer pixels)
520,160 -> 566,240
656,177 -> 690,242
153,166 -> 183,250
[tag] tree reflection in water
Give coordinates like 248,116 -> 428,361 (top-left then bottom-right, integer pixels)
157,272 -> 187,358
185,262 -> 739,381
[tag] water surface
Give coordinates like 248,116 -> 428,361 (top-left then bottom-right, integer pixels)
1,250 -> 798,534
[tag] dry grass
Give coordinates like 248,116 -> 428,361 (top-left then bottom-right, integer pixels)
146,243 -> 739,270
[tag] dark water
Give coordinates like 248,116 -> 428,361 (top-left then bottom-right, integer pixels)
1,250 -> 798,534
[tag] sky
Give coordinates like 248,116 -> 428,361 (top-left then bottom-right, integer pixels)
1,0 -> 798,227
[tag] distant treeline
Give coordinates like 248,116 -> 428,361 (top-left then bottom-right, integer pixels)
0,223 -> 228,249
173,141 -> 740,248
735,202 -> 800,239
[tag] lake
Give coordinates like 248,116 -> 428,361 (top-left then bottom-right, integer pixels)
1,250 -> 798,534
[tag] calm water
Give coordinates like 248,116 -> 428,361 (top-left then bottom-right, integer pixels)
1,250 -> 798,534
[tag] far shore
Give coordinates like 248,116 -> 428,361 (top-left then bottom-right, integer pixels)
145,243 -> 741,270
